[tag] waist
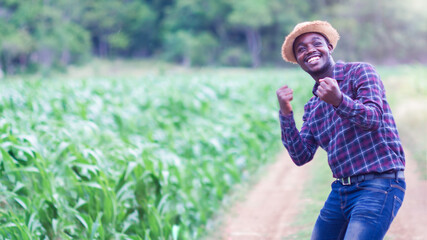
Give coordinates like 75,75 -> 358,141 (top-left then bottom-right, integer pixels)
337,170 -> 404,185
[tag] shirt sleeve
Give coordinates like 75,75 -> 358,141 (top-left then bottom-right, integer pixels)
334,63 -> 384,131
279,109 -> 318,166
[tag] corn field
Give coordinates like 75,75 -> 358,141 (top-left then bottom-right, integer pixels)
0,70 -> 312,239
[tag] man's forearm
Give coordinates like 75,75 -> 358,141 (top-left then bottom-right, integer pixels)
280,113 -> 317,166
335,93 -> 383,131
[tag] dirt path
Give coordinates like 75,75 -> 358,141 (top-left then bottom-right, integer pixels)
387,150 -> 427,240
210,150 -> 426,240
213,152 -> 308,240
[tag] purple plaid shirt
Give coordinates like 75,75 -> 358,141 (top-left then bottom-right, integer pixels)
279,61 -> 405,178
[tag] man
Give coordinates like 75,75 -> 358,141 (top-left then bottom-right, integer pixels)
276,20 -> 406,239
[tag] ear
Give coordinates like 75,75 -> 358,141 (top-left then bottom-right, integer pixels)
328,43 -> 334,53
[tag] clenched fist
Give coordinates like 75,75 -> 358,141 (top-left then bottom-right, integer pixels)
316,77 -> 343,107
276,85 -> 293,115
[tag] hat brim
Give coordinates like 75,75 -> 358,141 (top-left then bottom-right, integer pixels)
281,21 -> 340,64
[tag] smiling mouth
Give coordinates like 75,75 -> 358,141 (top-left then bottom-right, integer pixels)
307,55 -> 321,64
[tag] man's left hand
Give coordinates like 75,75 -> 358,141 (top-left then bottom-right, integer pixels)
316,77 -> 343,107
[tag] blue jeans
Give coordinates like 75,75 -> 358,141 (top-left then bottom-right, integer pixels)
311,178 -> 406,240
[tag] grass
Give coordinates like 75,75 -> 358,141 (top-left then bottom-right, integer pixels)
379,65 -> 427,179
281,151 -> 331,240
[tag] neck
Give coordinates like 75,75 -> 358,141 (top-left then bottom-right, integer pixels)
311,58 -> 336,82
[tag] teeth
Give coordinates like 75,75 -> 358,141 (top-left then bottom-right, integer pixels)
308,56 -> 320,63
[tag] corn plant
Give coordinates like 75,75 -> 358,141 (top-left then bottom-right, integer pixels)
0,69 -> 311,239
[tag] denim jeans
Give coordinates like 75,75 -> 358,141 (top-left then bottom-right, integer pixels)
311,178 -> 406,240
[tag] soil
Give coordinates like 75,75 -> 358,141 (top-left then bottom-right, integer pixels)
387,150 -> 427,240
208,150 -> 427,240
207,152 -> 308,240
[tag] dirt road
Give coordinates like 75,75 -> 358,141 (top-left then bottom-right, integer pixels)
387,151 -> 427,240
210,151 -> 426,240
209,152 -> 308,240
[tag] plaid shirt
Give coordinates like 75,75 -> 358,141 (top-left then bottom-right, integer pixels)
279,61 -> 405,178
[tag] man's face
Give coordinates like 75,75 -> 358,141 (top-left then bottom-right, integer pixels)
293,32 -> 333,75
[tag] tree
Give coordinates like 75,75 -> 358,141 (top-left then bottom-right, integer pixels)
68,0 -> 157,57
0,0 -> 91,74
226,0 -> 273,67
161,0 -> 225,66
325,0 -> 427,63
1,0 -> 426,75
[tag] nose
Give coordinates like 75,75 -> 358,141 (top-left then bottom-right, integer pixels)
307,44 -> 316,54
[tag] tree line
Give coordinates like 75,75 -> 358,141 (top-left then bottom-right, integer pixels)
0,0 -> 426,75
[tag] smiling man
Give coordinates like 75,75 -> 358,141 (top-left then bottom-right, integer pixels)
276,21 -> 406,239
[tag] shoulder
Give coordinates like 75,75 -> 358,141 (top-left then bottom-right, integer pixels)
340,61 -> 379,79
337,61 -> 377,72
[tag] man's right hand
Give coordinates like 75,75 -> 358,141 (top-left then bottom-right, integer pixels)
276,85 -> 293,116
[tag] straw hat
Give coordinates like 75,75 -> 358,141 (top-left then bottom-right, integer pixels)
281,20 -> 340,64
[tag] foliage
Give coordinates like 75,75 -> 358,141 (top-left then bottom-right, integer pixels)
0,0 -> 426,74
0,68 -> 312,239
379,65 -> 427,178
0,0 -> 91,75
163,30 -> 219,66
325,0 -> 427,64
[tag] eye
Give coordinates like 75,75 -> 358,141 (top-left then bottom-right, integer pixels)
313,41 -> 322,46
297,46 -> 306,53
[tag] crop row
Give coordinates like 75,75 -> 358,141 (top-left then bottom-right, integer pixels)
0,70 -> 310,239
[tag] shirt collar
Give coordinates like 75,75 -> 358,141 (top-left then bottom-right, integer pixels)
312,61 -> 345,96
